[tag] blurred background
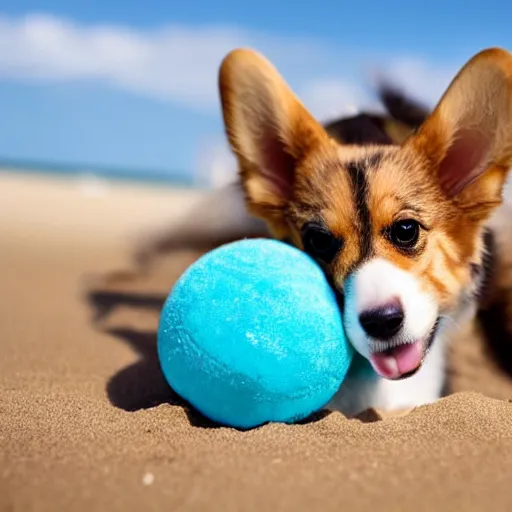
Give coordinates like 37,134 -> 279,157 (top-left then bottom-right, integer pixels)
0,0 -> 511,190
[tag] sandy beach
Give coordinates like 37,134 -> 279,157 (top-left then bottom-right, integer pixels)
2,169 -> 512,512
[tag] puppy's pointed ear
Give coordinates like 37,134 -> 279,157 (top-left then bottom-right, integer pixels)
219,48 -> 330,231
408,48 -> 512,219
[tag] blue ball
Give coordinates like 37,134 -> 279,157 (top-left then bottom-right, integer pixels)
157,238 -> 353,429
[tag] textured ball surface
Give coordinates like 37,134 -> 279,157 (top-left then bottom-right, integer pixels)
157,238 -> 352,429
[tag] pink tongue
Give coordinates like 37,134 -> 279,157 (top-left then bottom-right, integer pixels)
369,342 -> 423,379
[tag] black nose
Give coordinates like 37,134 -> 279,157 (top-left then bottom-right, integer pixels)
359,303 -> 404,340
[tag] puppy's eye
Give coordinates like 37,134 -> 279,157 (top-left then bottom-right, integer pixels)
301,223 -> 342,263
390,219 -> 420,248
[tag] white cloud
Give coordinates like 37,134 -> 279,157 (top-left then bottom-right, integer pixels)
300,79 -> 380,122
0,13 -> 243,110
0,12 -> 463,186
0,13 -> 359,114
193,136 -> 238,188
0,12 -> 456,115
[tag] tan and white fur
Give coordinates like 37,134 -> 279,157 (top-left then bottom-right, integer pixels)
140,48 -> 512,417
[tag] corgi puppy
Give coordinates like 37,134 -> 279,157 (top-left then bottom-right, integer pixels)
134,83 -> 429,266
216,47 -> 512,416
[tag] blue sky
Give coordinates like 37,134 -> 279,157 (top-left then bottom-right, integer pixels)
0,0 -> 511,185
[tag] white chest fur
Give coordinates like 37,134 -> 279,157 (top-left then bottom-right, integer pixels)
327,332 -> 448,417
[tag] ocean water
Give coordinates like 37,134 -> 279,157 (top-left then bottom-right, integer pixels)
0,156 -> 203,189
